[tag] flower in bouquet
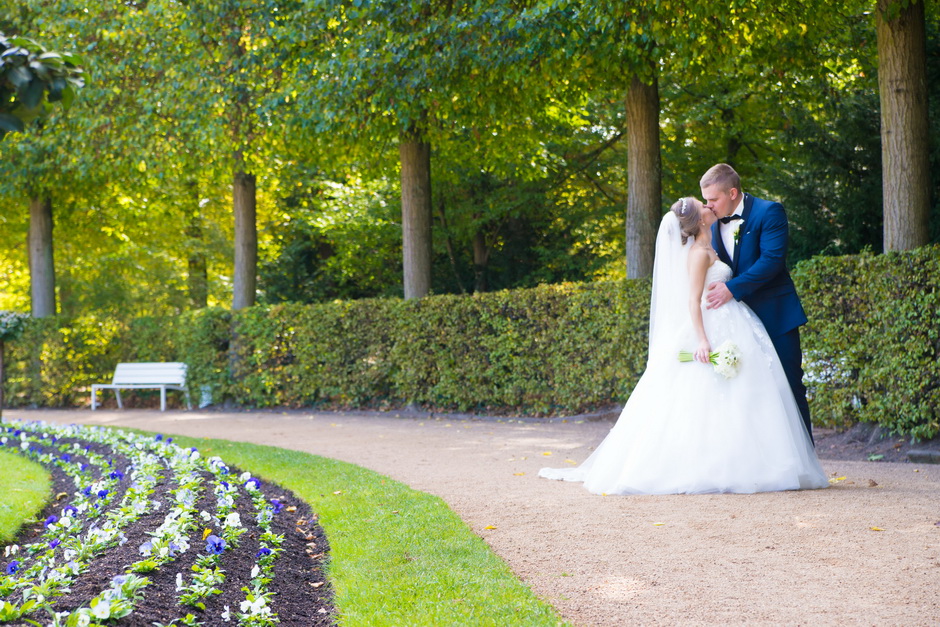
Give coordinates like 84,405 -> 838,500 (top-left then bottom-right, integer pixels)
678,340 -> 742,379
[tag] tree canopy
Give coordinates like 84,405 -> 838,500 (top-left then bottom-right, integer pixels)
0,1 -> 937,315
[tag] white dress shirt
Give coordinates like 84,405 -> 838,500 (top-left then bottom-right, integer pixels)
721,197 -> 745,258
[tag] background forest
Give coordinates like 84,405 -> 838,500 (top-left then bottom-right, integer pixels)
1,0 -> 938,317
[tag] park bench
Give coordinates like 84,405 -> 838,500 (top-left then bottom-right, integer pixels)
91,362 -> 192,411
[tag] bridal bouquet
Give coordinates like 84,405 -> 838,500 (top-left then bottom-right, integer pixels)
678,340 -> 742,379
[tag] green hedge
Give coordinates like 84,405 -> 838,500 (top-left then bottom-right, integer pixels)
794,246 -> 940,440
4,246 -> 939,439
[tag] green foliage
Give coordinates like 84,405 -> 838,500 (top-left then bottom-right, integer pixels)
794,245 -> 940,440
5,246 -> 940,438
0,31 -> 83,140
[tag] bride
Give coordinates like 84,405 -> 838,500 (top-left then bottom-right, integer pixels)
539,197 -> 828,494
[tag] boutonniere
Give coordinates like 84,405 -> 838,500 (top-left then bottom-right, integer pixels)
732,220 -> 744,246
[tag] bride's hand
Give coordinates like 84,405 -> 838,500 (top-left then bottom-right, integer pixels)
694,340 -> 712,364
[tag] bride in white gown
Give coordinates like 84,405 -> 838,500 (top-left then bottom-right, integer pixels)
539,197 -> 828,494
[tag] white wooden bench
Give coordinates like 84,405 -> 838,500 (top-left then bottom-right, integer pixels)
91,362 -> 192,411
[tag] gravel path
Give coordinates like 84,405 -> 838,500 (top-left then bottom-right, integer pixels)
11,408 -> 940,626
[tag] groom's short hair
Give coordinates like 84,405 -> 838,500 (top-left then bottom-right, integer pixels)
701,163 -> 741,194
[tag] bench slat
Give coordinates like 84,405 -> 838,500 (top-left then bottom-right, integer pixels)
112,362 -> 187,385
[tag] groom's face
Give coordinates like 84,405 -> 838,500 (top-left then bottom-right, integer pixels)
701,184 -> 739,219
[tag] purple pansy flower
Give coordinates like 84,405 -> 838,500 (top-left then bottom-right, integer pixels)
205,535 -> 226,555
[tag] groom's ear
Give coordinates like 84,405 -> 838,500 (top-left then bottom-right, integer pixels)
729,187 -> 740,201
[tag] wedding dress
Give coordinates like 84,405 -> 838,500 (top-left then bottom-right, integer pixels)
540,215 -> 828,495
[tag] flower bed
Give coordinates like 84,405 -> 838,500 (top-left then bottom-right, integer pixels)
0,420 -> 335,626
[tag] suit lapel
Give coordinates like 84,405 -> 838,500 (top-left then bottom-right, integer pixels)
731,193 -> 754,274
712,221 -> 732,265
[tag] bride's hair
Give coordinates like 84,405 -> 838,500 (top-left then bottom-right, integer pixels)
670,197 -> 700,245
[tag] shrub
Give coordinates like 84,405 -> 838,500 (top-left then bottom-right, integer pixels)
4,246 -> 938,438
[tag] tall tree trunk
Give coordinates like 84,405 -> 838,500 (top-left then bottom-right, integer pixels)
625,73 -> 662,279
877,0 -> 930,251
399,127 -> 432,299
472,228 -> 489,293
186,181 -> 208,309
28,195 -> 56,317
232,170 -> 257,310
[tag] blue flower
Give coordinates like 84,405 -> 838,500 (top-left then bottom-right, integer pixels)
167,438 -> 173,444
97,489 -> 109,499
205,535 -> 226,555
109,470 -> 124,481
155,434 -> 163,441
80,463 -> 89,472
5,561 -> 18,575
244,477 -> 261,490
269,499 -> 283,514
44,515 -> 58,528
61,453 -> 71,462
63,505 -> 78,517
49,539 -> 61,549
256,547 -> 272,558
82,486 -> 92,497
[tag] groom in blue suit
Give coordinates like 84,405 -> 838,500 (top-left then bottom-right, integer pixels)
699,163 -> 813,444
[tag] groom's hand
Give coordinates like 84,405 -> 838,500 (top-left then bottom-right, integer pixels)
705,282 -> 733,309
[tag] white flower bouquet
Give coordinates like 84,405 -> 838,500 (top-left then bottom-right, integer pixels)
678,340 -> 742,379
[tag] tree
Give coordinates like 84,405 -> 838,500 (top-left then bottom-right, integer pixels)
0,31 -> 83,140
876,0 -> 931,251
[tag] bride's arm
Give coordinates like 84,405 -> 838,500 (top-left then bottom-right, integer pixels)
687,248 -> 711,363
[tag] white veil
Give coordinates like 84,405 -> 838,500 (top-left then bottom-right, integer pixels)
647,211 -> 693,366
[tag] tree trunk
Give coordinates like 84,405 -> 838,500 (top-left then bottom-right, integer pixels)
877,0 -> 930,251
232,170 -> 257,310
472,228 -> 489,293
625,73 -> 662,279
186,182 -> 208,309
28,195 -> 56,317
399,128 -> 433,299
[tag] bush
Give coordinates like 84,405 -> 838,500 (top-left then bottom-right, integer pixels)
4,246 -> 938,438
794,245 -> 940,440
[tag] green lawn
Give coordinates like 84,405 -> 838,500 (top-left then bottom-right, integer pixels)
0,449 -> 51,544
0,430 -> 568,627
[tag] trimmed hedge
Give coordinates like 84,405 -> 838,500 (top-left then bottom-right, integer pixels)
4,245 -> 939,439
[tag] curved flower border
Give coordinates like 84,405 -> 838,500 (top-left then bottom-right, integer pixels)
0,420 -> 289,626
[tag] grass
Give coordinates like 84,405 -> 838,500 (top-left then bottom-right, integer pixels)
0,449 -> 51,544
1,429 -> 569,627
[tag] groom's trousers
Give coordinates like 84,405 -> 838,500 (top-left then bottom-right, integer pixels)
770,327 -> 813,445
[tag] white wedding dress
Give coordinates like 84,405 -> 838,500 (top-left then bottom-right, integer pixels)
539,259 -> 829,495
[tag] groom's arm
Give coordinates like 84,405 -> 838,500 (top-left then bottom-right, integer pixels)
726,202 -> 789,301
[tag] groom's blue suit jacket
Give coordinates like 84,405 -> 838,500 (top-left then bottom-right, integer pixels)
711,193 -> 807,338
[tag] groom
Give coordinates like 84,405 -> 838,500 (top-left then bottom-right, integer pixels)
699,163 -> 814,444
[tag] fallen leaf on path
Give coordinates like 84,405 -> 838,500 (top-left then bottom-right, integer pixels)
309,582 -> 324,588
542,451 -> 552,456
870,527 -> 884,531
868,479 -> 878,487
513,472 -> 525,476
565,459 -> 577,465
828,476 -> 847,484
653,522 -> 666,526
483,525 -> 497,530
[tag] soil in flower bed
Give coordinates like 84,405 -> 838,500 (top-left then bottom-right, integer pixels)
5,435 -> 336,626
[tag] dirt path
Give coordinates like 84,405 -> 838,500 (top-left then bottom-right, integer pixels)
11,408 -> 940,626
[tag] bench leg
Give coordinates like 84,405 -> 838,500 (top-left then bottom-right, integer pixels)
91,387 -> 97,411
184,389 -> 192,410
115,390 -> 123,409
160,387 -> 166,411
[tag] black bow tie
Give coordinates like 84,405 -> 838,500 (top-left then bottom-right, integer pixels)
719,215 -> 743,224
